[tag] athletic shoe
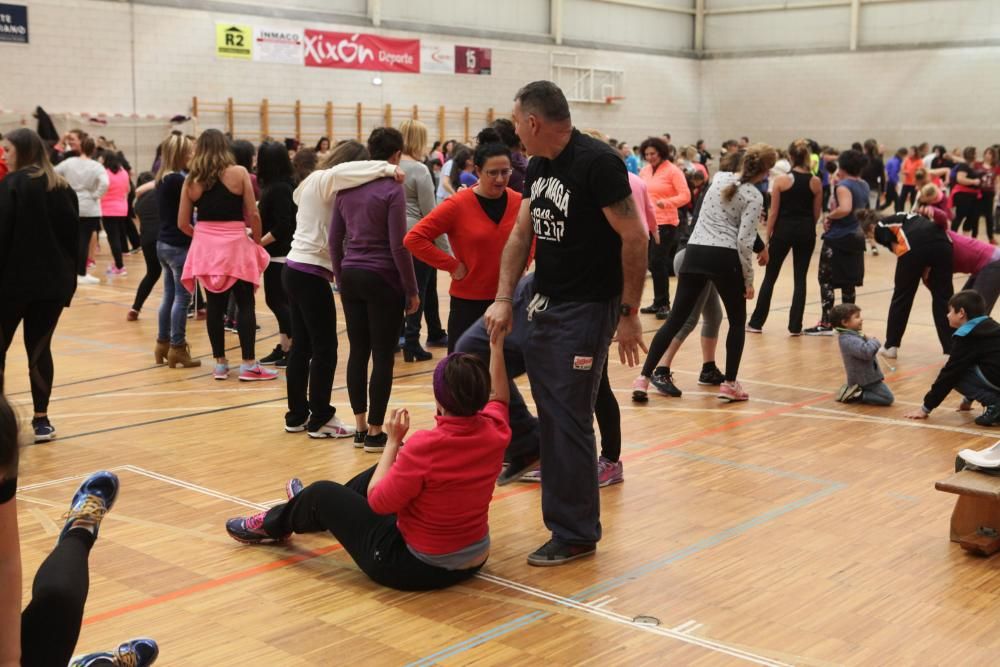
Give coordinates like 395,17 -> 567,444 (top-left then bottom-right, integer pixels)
286,478 -> 304,500
836,383 -> 863,403
788,330 -> 803,337
129,246 -> 144,255
308,416 -> 356,439
126,309 -> 139,321
597,457 -> 624,487
804,324 -> 834,336
87,258 -> 96,269
353,429 -> 368,449
213,363 -> 230,381
718,380 -> 749,402
650,370 -> 682,398
655,305 -> 670,320
77,274 -> 100,285
527,539 -> 596,567
238,364 -> 278,382
631,376 -> 650,403
497,455 -> 540,486
697,366 -> 726,386
745,324 -> 763,333
426,334 -> 449,349
223,318 -> 237,333
520,467 -> 542,482
284,416 -> 308,433
275,354 -> 288,369
975,405 -> 1000,427
364,432 -> 389,453
879,345 -> 898,359
70,637 -> 159,667
225,510 -> 287,544
871,244 -> 879,256
639,302 -> 664,315
259,345 -> 285,365
106,265 -> 127,276
60,471 -> 119,543
32,417 -> 56,443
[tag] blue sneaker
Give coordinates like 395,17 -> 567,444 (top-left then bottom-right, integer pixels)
70,637 -> 159,666
286,477 -> 303,500
226,510 -> 288,544
32,416 -> 56,443
60,471 -> 119,543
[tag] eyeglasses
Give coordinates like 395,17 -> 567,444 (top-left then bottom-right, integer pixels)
484,168 -> 513,179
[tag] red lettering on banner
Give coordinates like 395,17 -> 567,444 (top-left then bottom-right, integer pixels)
304,30 -> 420,73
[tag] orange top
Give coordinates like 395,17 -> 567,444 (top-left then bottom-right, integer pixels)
640,161 -> 691,227
901,156 -> 923,186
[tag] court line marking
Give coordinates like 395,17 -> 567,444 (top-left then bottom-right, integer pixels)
474,572 -> 791,667
123,465 -> 268,510
784,411 -> 997,438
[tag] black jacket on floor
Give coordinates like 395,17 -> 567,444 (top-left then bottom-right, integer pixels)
923,317 -> 1000,411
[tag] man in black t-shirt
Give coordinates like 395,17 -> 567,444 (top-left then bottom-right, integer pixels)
484,81 -> 648,567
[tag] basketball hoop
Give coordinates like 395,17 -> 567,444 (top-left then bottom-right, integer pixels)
605,96 -> 625,105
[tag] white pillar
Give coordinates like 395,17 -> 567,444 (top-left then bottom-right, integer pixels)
368,0 -> 382,27
695,0 -> 705,52
551,0 -> 564,45
849,0 -> 860,51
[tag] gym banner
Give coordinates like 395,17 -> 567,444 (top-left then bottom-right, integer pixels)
0,3 -> 28,44
253,26 -> 304,65
420,42 -> 454,75
455,46 -> 492,75
304,30 -> 420,73
216,23 -> 252,60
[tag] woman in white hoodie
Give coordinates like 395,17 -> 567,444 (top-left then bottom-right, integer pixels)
282,140 -> 403,439
55,136 -> 108,284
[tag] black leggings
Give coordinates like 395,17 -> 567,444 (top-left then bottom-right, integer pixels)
77,217 -> 101,275
0,300 -> 64,414
283,265 -> 337,431
102,216 -> 128,269
339,268 -> 404,425
261,465 -> 482,591
818,243 -> 856,324
263,262 -> 291,336
897,184 -> 918,212
749,230 -> 816,334
205,280 -> 256,360
643,249 -> 747,382
953,192 -> 982,237
131,240 -> 162,312
648,225 -> 677,308
594,358 -> 620,462
982,191 -> 997,241
447,297 -> 492,354
20,529 -> 95,667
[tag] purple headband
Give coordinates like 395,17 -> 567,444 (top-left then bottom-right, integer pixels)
433,353 -> 465,416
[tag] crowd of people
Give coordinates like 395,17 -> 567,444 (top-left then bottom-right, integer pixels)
4,78 -> 1000,663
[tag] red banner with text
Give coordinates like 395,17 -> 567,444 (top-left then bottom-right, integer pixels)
304,30 -> 420,73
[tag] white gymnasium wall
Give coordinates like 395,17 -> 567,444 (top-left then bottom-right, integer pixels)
699,45 -> 1000,153
563,0 -> 694,52
1,0 -> 699,167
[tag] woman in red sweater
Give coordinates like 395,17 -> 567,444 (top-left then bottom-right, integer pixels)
225,332 -> 511,591
405,128 -> 523,352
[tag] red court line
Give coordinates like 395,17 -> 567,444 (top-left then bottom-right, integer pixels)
82,360 -> 943,626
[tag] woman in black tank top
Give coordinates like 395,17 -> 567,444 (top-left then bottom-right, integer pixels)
748,140 -> 822,335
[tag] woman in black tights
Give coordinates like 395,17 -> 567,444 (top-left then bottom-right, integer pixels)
127,172 -> 162,321
633,144 -> 777,403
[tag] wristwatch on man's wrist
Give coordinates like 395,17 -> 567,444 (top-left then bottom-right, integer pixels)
619,303 -> 637,317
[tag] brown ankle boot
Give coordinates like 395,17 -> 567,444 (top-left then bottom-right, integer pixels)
167,343 -> 202,368
154,339 -> 170,364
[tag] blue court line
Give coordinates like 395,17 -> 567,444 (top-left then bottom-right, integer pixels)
408,450 -> 846,665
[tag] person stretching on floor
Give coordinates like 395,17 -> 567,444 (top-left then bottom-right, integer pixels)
225,332 -> 511,591
830,304 -> 894,406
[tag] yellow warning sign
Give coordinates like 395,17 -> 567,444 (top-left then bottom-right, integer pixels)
216,23 -> 252,60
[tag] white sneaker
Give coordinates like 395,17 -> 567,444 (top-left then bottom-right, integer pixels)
879,345 -> 898,359
307,416 -> 357,439
77,274 -> 100,285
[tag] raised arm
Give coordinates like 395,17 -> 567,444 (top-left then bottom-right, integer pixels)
314,160 -> 399,202
489,329 -> 510,405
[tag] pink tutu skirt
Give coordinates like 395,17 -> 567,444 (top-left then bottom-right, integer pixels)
181,221 -> 269,293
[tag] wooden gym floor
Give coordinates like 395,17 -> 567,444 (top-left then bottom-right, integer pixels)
8,241 -> 1000,666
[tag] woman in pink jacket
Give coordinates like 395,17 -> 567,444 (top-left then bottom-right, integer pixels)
99,151 -> 132,276
639,137 -> 690,319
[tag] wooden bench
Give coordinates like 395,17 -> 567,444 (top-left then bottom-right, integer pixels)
936,469 -> 1000,556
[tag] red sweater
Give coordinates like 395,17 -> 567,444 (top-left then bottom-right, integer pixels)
404,187 -> 522,300
367,401 -> 511,554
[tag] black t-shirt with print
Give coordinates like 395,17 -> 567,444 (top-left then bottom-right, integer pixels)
523,129 -> 632,302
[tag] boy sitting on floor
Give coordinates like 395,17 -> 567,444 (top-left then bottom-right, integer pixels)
831,303 -> 894,406
905,290 -> 1000,426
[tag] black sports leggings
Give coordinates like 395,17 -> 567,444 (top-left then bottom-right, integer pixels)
20,529 -> 96,667
643,249 -> 747,382
131,240 -> 162,312
102,216 -> 129,269
261,465 -> 482,591
953,192 -> 982,237
263,262 -> 291,336
77,217 -> 101,275
594,358 -> 620,462
898,184 -> 918,212
339,268 -> 405,425
205,280 -> 256,360
0,300 -> 64,414
447,297 -> 492,354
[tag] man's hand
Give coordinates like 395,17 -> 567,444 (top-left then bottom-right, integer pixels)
904,408 -> 929,420
405,294 -> 420,315
484,301 -> 513,343
613,315 -> 647,367
451,262 -> 468,281
385,408 -> 410,443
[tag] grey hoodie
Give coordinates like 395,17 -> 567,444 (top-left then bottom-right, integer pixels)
54,156 -> 108,217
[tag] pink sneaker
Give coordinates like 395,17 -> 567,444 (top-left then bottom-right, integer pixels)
718,380 -> 749,402
239,363 -> 278,382
87,258 -> 96,269
631,376 -> 649,403
106,265 -> 127,276
213,363 -> 230,380
597,457 -> 624,487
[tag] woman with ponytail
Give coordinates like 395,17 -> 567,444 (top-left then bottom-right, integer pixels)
633,143 -> 776,403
